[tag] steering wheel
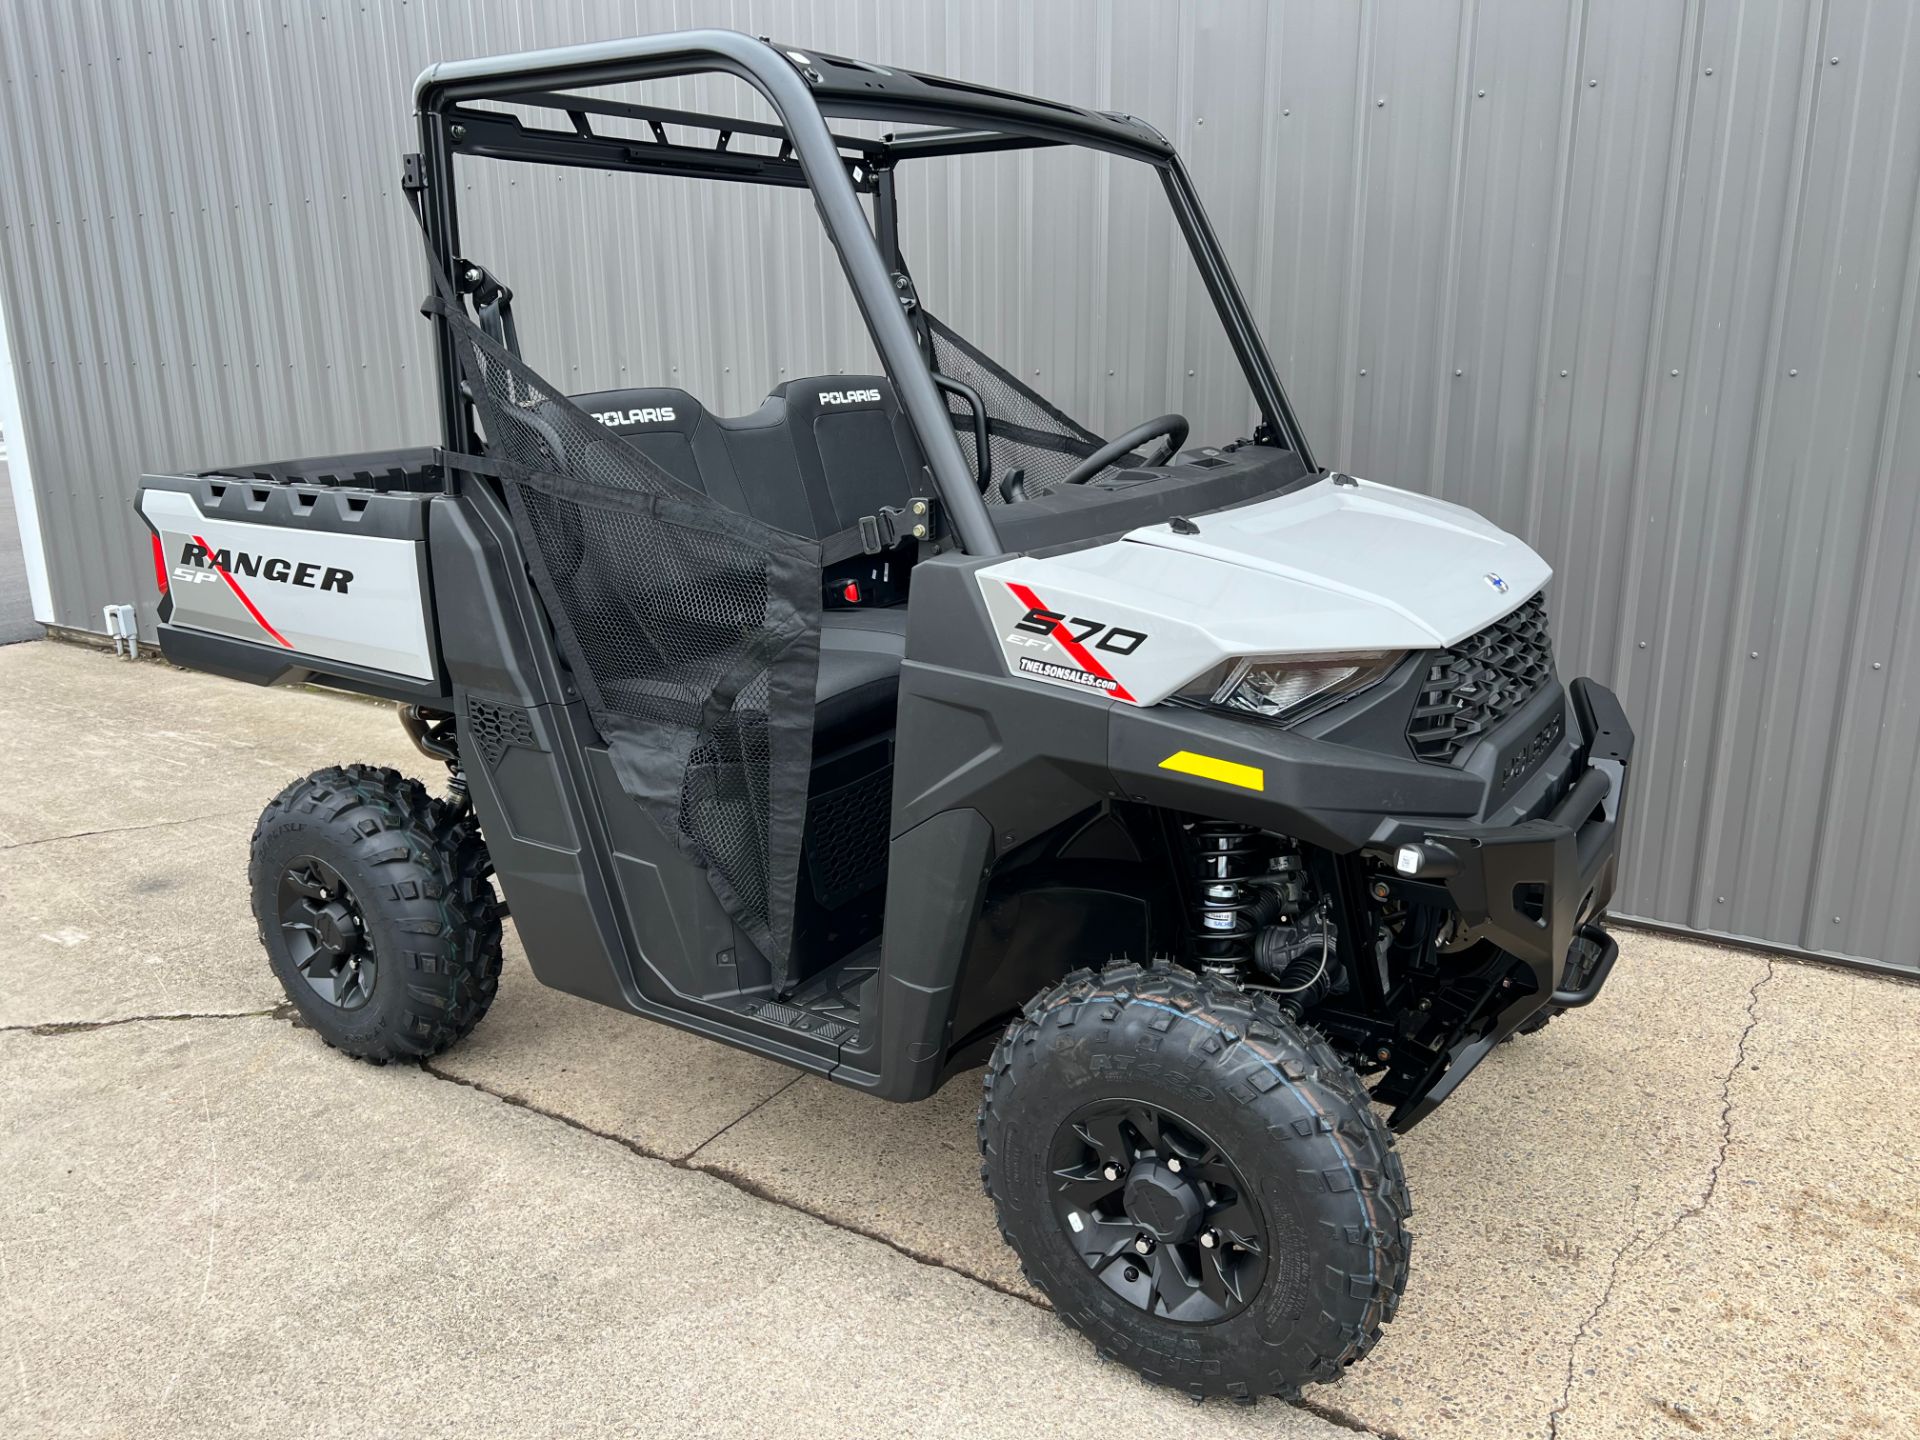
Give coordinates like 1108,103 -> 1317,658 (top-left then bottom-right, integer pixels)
1060,414 -> 1190,487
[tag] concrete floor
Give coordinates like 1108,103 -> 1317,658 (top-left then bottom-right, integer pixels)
2,641 -> 1916,1439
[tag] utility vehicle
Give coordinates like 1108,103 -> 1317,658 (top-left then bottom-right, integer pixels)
135,31 -> 1632,1400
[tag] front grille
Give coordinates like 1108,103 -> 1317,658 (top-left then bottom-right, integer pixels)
1407,593 -> 1554,763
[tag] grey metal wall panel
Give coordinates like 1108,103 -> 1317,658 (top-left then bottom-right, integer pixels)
2,0 -> 1917,971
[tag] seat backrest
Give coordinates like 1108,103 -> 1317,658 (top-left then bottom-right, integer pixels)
568,387 -> 751,512
569,376 -> 925,542
709,394 -> 818,539
573,383 -> 813,534
775,376 -> 927,535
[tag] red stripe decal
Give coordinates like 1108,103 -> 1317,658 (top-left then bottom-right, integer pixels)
192,533 -> 293,649
150,534 -> 169,595
1005,581 -> 1135,703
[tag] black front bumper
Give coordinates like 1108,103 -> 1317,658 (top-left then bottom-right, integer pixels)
1385,677 -> 1633,1123
1428,679 -> 1631,984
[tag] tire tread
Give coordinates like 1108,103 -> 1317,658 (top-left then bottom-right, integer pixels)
977,959 -> 1410,1401
250,764 -> 501,1063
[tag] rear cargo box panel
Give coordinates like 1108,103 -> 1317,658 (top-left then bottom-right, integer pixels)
138,474 -> 439,682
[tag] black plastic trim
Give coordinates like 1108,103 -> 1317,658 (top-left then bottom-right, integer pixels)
145,472 -> 430,541
202,447 -> 448,494
155,624 -> 452,706
1553,924 -> 1619,1007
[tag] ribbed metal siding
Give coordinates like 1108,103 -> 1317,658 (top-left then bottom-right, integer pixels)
2,0 -> 1917,972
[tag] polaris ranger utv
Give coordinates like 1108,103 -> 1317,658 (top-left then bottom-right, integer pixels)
135,31 -> 1632,1400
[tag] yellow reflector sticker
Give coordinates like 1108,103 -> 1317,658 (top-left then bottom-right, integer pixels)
1158,750 -> 1265,792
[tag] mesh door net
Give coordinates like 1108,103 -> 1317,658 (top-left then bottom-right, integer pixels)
427,293 -> 822,981
922,312 -> 1121,501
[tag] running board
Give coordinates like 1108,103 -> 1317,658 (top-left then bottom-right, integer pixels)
734,947 -> 877,1050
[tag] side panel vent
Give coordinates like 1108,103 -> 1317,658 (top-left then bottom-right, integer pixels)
803,762 -> 893,909
467,695 -> 538,770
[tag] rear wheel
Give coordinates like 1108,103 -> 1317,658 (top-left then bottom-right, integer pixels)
250,765 -> 502,1063
978,961 -> 1410,1402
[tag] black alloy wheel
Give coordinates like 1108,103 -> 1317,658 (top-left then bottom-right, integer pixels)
277,855 -> 376,1010
1048,1099 -> 1267,1323
250,764 -> 503,1064
979,960 -> 1410,1401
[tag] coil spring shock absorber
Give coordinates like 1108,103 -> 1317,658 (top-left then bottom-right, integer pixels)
1186,821 -> 1274,973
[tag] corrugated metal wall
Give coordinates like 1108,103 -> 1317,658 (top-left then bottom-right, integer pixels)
2,0 -> 1917,972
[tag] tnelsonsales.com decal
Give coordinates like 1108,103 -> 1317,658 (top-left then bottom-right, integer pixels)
1016,655 -> 1120,693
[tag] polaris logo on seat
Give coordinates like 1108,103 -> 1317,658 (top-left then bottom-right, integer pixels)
178,541 -> 352,594
591,406 -> 676,427
818,388 -> 882,406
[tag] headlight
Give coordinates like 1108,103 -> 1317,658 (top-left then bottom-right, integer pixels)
1194,651 -> 1403,725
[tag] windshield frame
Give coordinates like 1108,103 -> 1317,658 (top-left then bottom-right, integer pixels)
413,29 -> 1318,556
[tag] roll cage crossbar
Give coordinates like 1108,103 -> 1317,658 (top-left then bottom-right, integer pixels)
412,29 -> 1317,557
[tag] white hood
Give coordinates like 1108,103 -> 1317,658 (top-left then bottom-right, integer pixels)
972,475 -> 1550,707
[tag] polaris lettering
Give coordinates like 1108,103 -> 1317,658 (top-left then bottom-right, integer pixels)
1500,712 -> 1564,786
592,406 -> 676,426
179,541 -> 352,594
818,388 -> 882,406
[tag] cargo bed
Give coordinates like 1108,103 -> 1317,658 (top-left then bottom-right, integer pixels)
137,449 -> 450,703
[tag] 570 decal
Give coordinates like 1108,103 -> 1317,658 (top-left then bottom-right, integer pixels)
1001,581 -> 1146,704
1012,606 -> 1148,656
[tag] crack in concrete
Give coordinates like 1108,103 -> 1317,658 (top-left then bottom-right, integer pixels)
0,1004 -> 290,1036
1545,1227 -> 1640,1440
418,1058 -> 1400,1434
417,1058 -> 1043,1305
0,953 -> 1800,1437
1295,1395 -> 1423,1440
1542,958 -> 1776,1438
1668,958 -> 1774,1234
0,812 -> 253,853
9,986 -> 1408,1433
680,1073 -> 804,1158
4,1000 -> 1400,1430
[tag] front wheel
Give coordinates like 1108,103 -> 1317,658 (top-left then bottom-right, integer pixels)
978,961 -> 1410,1402
250,765 -> 502,1063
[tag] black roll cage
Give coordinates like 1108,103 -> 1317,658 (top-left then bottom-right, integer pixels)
412,28 -> 1318,558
